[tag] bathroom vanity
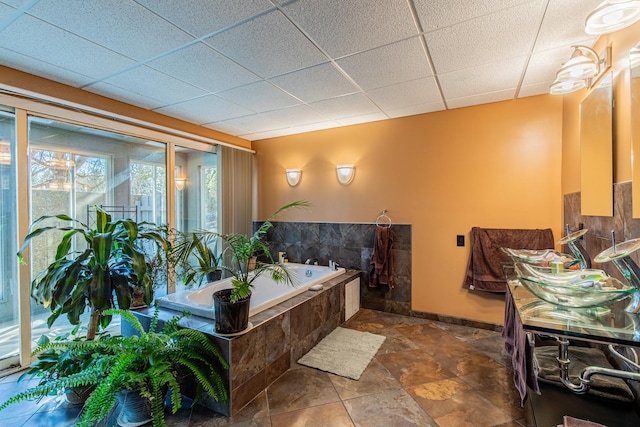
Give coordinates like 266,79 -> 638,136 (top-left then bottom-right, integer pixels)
506,283 -> 640,426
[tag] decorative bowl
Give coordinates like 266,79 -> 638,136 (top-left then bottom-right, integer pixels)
514,262 -> 636,308
502,248 -> 579,268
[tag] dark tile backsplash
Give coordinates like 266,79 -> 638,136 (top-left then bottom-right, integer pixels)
254,221 -> 412,316
564,181 -> 640,405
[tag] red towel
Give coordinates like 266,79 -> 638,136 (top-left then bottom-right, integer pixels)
370,225 -> 394,288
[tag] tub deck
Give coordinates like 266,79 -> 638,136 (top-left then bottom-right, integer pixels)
128,269 -> 361,416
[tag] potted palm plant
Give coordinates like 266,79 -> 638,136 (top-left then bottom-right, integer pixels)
173,231 -> 223,288
211,200 -> 310,334
0,306 -> 228,427
17,206 -> 171,340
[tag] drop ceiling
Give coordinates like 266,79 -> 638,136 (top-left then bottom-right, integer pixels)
0,0 -> 602,141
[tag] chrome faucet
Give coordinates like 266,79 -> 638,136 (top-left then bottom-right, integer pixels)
329,260 -> 339,271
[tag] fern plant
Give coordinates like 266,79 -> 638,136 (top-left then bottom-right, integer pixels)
0,306 -> 228,427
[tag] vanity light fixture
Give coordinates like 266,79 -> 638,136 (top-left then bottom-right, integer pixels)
549,45 -> 610,95
549,78 -> 587,95
285,168 -> 302,187
585,0 -> 640,35
175,177 -> 187,191
336,164 -> 355,185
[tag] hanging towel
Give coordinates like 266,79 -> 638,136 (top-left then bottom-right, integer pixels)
502,286 -> 540,405
464,227 -> 555,292
369,225 -> 394,288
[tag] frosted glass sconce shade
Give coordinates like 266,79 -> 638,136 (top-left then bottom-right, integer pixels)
585,0 -> 640,35
175,177 -> 187,191
549,78 -> 587,95
336,164 -> 355,185
286,168 -> 302,186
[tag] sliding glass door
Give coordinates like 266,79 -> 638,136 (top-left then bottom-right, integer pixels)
0,108 -> 18,370
27,117 -> 167,346
0,100 -> 222,375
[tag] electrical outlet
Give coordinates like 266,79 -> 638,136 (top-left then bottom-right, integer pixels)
456,235 -> 465,247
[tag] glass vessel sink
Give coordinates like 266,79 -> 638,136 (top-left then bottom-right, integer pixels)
502,248 -> 578,268
514,262 -> 636,308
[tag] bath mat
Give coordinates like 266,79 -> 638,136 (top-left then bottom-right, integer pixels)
297,327 -> 385,380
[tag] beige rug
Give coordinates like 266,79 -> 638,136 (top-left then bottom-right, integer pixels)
297,327 -> 386,380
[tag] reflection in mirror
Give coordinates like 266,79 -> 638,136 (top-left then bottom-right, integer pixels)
581,72 -> 613,216
631,42 -> 640,217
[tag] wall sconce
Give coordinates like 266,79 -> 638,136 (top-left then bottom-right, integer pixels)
175,177 -> 187,191
285,168 -> 302,187
549,45 -> 610,95
336,164 -> 355,185
585,0 -> 640,35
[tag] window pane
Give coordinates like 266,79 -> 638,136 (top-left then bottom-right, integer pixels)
27,117 -> 167,343
0,108 -> 18,369
175,147 -> 217,292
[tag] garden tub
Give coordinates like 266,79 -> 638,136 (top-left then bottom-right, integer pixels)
157,263 -> 346,320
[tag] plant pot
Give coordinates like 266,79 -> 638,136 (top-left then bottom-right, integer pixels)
213,289 -> 251,334
116,389 -> 153,427
65,385 -> 94,405
206,270 -> 222,282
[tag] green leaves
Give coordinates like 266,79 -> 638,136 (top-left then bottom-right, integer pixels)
18,206 -> 172,339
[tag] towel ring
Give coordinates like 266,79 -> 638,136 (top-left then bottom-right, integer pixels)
376,210 -> 392,227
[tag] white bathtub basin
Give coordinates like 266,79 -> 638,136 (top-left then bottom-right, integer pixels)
157,263 -> 346,319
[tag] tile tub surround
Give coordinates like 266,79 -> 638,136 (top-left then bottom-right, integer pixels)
254,221 -> 412,316
127,270 -> 360,417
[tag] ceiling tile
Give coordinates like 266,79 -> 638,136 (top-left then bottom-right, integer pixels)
414,0 -> 533,32
0,46 -> 94,87
292,121 -> 342,134
521,44 -> 575,87
447,89 -> 515,109
0,2 -> 15,22
425,0 -> 545,74
533,0 -> 601,52
260,104 -> 328,128
270,63 -> 359,103
213,113 -> 287,134
0,15 -> 136,79
276,0 -> 416,58
438,57 -> 526,99
204,9 -> 327,78
240,128 -> 295,140
136,0 -> 274,38
337,37 -> 433,90
155,94 -> 253,124
0,1 -> 33,7
95,65 -> 207,105
203,121 -> 250,136
217,81 -> 301,112
84,82 -> 166,110
309,93 -> 381,120
367,77 -> 442,111
385,101 -> 445,119
518,81 -> 553,98
147,43 -> 260,93
336,111 -> 388,126
28,0 -> 194,61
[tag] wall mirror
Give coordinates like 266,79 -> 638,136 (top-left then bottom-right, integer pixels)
581,72 -> 613,217
631,41 -> 640,217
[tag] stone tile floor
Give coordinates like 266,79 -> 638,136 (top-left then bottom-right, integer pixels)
0,309 -> 524,426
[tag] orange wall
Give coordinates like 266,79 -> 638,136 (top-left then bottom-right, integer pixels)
562,20 -> 640,195
253,95 -> 563,325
